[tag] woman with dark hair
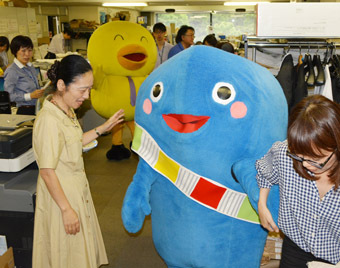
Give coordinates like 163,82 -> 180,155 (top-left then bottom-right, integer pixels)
32,55 -> 124,268
0,36 -> 9,70
203,34 -> 218,47
168,25 -> 195,59
256,94 -> 340,267
4,35 -> 44,115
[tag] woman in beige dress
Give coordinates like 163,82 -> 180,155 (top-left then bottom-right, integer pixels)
32,55 -> 124,268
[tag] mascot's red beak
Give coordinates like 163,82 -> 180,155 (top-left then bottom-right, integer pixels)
162,114 -> 210,133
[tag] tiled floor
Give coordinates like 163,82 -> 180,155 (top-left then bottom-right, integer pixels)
84,133 -> 280,268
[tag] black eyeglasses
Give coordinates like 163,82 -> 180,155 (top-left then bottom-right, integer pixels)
287,149 -> 336,169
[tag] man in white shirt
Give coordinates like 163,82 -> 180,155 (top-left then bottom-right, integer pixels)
153,23 -> 173,69
45,28 -> 73,59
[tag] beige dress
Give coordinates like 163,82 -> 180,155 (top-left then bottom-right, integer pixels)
32,96 -> 108,268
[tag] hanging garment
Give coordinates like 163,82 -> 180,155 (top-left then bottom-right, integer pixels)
290,63 -> 308,112
313,54 -> 325,86
329,56 -> 340,104
331,75 -> 340,104
304,54 -> 315,87
276,54 -> 294,108
314,64 -> 333,101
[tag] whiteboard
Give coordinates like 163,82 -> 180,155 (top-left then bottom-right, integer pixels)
257,3 -> 340,38
0,7 -> 37,45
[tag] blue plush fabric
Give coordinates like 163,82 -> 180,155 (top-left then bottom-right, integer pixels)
122,46 -> 288,268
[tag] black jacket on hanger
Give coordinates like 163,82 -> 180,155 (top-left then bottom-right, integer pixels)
276,54 -> 294,111
290,63 -> 308,112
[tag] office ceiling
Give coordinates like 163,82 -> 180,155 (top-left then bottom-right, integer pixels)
26,0 -> 336,12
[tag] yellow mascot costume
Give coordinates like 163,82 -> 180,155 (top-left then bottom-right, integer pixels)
88,21 -> 157,160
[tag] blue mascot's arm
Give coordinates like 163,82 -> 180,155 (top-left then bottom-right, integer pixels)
122,158 -> 156,233
232,158 -> 279,224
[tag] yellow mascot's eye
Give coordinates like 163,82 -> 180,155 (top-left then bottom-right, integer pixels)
114,34 -> 124,41
212,82 -> 236,105
140,36 -> 148,43
150,82 -> 164,102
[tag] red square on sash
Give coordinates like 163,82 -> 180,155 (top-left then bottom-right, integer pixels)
190,178 -> 226,209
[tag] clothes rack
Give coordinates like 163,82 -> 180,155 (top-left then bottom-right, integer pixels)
242,35 -> 337,62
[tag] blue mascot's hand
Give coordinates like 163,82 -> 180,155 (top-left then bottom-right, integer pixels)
232,158 -> 279,225
122,181 -> 151,233
121,159 -> 155,233
231,158 -> 260,211
266,185 -> 279,225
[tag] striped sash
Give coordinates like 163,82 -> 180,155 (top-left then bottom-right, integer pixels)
132,123 -> 260,224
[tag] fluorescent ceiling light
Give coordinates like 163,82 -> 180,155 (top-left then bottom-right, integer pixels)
102,2 -> 147,6
224,2 -> 269,5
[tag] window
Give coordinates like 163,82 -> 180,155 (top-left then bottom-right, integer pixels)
156,12 -> 256,43
156,13 -> 210,43
213,12 -> 256,37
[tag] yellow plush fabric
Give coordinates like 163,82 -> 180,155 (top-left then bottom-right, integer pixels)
88,21 -> 157,120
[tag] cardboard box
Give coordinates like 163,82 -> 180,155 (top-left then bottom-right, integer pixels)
12,0 -> 27,7
0,247 -> 15,268
38,37 -> 50,46
263,232 -> 283,260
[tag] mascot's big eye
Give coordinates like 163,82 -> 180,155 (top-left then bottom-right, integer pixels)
150,82 -> 164,102
212,82 -> 236,105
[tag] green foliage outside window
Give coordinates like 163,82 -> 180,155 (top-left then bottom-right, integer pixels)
156,12 -> 256,43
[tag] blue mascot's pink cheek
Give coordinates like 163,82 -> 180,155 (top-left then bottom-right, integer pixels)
143,98 -> 152,114
230,101 -> 247,119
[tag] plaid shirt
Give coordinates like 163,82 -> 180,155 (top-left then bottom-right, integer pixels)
256,140 -> 340,264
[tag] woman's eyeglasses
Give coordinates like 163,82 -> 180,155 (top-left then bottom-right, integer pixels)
287,149 -> 336,169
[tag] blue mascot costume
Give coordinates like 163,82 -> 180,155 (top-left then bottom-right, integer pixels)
122,46 -> 288,268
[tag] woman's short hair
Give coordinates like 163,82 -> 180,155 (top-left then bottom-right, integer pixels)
175,25 -> 194,44
203,34 -> 218,47
10,35 -> 33,57
0,36 -> 9,51
288,94 -> 340,189
220,42 -> 235,53
47,55 -> 92,90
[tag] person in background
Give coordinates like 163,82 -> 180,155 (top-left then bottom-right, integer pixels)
203,34 -> 218,47
152,22 -> 173,69
168,25 -> 195,59
45,28 -> 74,59
4,35 -> 44,115
32,55 -> 125,268
0,36 -> 9,71
256,95 -> 340,267
221,42 -> 235,54
195,41 -> 203,45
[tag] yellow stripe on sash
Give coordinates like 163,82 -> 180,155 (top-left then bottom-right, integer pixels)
155,151 -> 180,183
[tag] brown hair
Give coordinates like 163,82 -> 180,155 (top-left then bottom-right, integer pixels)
288,95 -> 340,189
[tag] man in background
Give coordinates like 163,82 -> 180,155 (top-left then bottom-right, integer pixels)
45,28 -> 74,59
152,22 -> 173,69
168,25 -> 195,59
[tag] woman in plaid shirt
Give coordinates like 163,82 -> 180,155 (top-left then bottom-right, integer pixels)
256,95 -> 340,267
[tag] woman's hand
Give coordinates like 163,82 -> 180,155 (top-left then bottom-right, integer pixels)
82,109 -> 125,146
258,188 -> 279,233
258,201 -> 279,233
30,89 -> 45,99
61,207 -> 80,235
100,109 -> 125,134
